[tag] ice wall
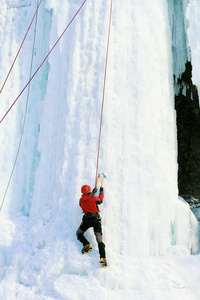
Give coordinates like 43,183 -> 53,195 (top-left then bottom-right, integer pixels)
0,1 -> 199,298
167,0 -> 190,81
168,0 -> 200,205
0,0 -> 198,282
0,0 -> 51,214
186,0 -> 200,98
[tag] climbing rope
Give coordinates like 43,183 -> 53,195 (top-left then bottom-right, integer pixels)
0,0 -> 40,212
95,0 -> 113,187
0,0 -> 43,95
0,0 -> 87,124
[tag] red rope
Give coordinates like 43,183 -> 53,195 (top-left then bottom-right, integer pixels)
95,0 -> 113,186
0,0 -> 87,124
0,0 -> 43,95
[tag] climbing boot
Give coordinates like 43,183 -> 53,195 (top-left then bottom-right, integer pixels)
100,258 -> 107,268
81,244 -> 92,254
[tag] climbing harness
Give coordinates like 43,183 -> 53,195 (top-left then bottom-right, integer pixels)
95,0 -> 112,186
0,0 -> 87,124
0,0 -> 40,212
0,0 -> 43,95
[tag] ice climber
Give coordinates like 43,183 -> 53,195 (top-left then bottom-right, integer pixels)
76,184 -> 107,268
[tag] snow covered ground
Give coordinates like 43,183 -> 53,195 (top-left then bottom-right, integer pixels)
0,0 -> 200,299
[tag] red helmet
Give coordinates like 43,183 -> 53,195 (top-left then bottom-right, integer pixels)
81,185 -> 91,194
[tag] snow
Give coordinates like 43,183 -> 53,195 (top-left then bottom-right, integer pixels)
0,0 -> 200,299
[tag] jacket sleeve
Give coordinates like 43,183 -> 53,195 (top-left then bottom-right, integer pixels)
95,193 -> 104,205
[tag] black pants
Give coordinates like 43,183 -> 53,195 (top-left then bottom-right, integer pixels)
76,213 -> 106,258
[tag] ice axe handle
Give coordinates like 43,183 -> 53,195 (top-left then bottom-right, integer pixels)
95,174 -> 100,188
101,173 -> 106,187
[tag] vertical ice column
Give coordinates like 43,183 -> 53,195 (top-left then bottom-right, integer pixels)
186,0 -> 200,99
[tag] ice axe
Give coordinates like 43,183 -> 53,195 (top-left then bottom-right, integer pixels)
101,173 -> 106,188
95,173 -> 100,188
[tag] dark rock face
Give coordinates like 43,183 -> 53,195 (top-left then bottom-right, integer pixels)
175,61 -> 200,203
